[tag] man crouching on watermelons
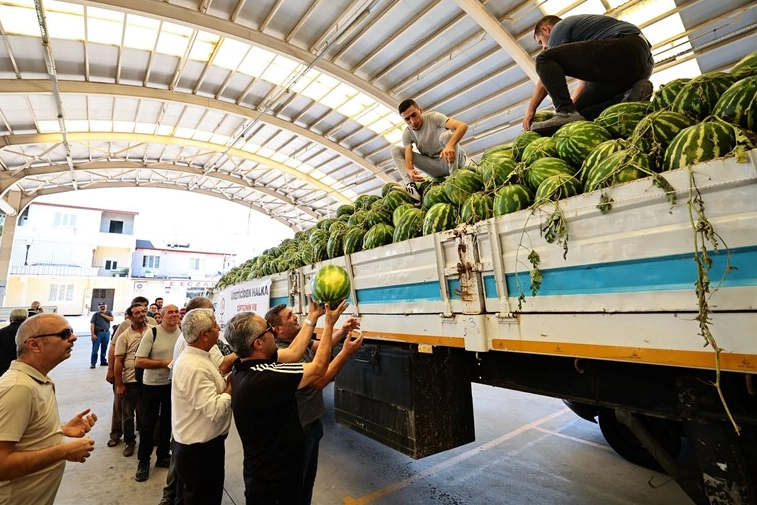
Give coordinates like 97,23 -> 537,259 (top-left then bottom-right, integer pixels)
391,99 -> 469,202
523,14 -> 655,135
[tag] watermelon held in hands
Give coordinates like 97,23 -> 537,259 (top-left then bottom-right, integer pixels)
310,265 -> 351,307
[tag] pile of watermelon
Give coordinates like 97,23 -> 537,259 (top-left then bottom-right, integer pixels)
212,50 -> 757,291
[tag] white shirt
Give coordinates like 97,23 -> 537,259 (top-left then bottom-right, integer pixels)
171,346 -> 232,445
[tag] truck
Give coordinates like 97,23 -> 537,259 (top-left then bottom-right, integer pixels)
214,151 -> 757,505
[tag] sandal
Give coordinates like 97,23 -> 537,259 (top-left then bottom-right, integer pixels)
107,437 -> 120,447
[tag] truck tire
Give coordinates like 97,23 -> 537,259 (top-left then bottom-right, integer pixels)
598,409 -> 682,473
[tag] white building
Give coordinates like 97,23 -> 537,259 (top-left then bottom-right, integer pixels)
2,202 -> 233,315
129,240 -> 233,309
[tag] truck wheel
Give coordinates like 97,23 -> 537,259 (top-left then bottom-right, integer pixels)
598,409 -> 682,473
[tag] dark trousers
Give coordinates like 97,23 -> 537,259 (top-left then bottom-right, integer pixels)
91,330 -> 109,366
535,34 -> 654,117
161,438 -> 178,503
138,383 -> 172,462
121,382 -> 142,445
110,383 -> 123,440
300,419 -> 323,505
174,435 -> 226,505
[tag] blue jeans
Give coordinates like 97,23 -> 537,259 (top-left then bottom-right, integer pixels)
91,330 -> 109,366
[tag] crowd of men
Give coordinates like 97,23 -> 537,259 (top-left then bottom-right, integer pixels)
0,293 -> 363,505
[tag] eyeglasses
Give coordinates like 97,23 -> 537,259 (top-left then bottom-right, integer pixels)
27,328 -> 74,340
254,322 -> 274,343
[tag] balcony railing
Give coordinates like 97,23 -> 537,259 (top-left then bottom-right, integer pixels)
11,265 -> 101,277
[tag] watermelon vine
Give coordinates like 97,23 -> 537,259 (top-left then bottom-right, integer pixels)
687,168 -> 740,434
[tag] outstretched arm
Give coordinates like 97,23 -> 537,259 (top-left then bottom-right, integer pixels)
310,329 -> 364,390
277,294 -> 324,363
440,118 -> 469,163
299,300 -> 348,389
523,81 -> 549,131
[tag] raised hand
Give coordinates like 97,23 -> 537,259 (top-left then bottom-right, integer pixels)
325,300 -> 349,327
62,409 -> 98,438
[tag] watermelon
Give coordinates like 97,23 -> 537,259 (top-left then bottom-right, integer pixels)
459,192 -> 493,224
309,228 -> 329,246
423,203 -> 458,235
554,121 -> 612,167
512,131 -> 541,161
521,137 -> 559,166
393,207 -> 425,242
480,157 -> 517,192
347,210 -> 370,228
585,150 -> 653,192
299,244 -> 314,265
343,227 -> 367,255
363,223 -> 394,249
329,220 -> 349,233
532,110 -> 554,123
381,182 -> 402,197
493,184 -> 534,216
317,217 -> 338,230
364,209 -> 392,228
444,169 -> 484,206
310,265 -> 351,307
392,203 -> 418,227
422,184 -> 450,210
629,110 -> 696,169
481,143 -> 513,161
712,76 -> 757,133
312,241 -> 328,262
578,138 -> 627,184
534,174 -> 583,204
662,116 -> 756,172
730,49 -> 757,78
354,194 -> 381,211
336,204 -> 354,217
650,78 -> 690,111
670,72 -> 737,121
525,157 -> 575,191
326,229 -> 347,259
382,189 -> 416,212
595,102 -> 653,138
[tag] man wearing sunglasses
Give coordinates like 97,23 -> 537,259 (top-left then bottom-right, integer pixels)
226,297 -> 348,505
0,313 -> 97,505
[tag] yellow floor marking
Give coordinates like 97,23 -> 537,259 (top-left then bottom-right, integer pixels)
341,407 -> 570,505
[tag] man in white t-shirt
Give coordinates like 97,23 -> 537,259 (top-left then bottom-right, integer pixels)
134,304 -> 181,482
391,98 -> 469,201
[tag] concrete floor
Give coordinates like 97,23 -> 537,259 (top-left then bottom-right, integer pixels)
51,316 -> 693,505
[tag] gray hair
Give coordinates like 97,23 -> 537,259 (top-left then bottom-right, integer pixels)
181,308 -> 215,344
225,312 -> 264,359
10,308 -> 28,323
186,296 -> 213,312
16,313 -> 66,355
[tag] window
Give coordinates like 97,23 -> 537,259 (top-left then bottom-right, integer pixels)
105,260 -> 118,270
190,258 -> 204,270
142,255 -> 160,268
108,220 -> 124,233
49,284 -> 75,302
53,212 -> 77,227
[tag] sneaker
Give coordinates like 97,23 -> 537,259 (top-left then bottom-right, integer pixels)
404,182 -> 421,202
622,79 -> 653,102
123,443 -> 135,457
155,457 -> 171,468
90,365 -> 96,369
531,111 -> 585,135
136,461 -> 150,482
100,361 -> 108,366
